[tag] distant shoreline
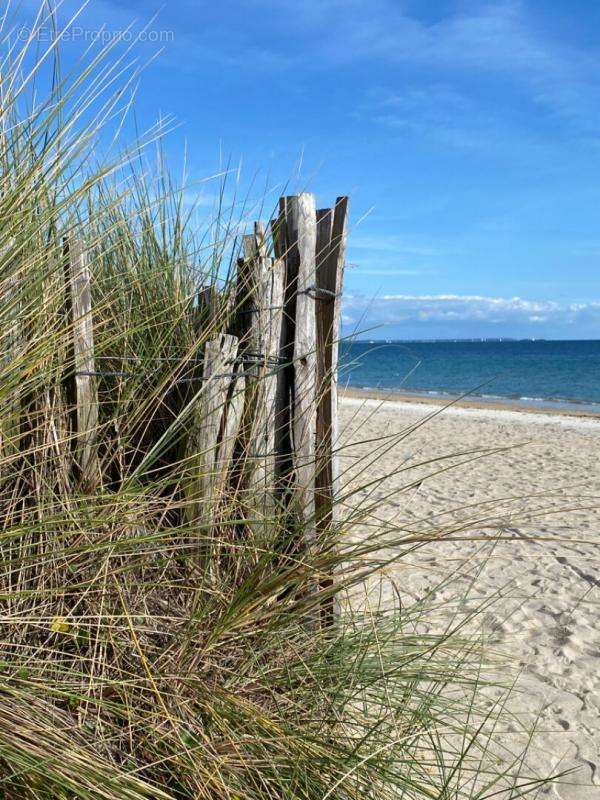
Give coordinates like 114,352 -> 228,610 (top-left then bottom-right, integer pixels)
341,385 -> 600,420
346,338 -> 600,343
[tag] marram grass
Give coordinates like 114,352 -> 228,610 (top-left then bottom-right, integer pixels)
0,5 -> 556,798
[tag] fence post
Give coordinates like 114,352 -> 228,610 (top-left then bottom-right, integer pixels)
64,236 -> 100,490
186,333 -> 239,531
232,224 -> 284,523
259,254 -> 285,516
215,362 -> 245,508
195,285 -> 217,333
0,239 -> 20,466
282,194 -> 318,533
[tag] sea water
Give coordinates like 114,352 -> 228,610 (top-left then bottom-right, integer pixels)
339,340 -> 600,413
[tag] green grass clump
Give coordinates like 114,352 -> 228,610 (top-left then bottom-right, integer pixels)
0,5 -> 554,798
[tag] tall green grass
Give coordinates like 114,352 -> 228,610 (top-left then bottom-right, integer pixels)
0,5 -> 555,798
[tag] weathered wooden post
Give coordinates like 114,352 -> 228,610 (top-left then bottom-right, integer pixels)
185,333 -> 239,528
231,224 -> 284,522
63,236 -> 100,490
279,194 -> 318,533
0,239 -> 20,466
258,248 -> 285,514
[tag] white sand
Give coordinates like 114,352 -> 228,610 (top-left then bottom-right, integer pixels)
340,396 -> 600,799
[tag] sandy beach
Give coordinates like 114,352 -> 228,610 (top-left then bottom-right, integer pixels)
340,390 -> 600,799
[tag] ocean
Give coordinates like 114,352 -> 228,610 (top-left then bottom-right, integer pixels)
339,339 -> 600,412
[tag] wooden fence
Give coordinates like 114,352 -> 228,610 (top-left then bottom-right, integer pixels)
55,192 -> 349,571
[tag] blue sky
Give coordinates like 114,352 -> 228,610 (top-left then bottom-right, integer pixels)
13,0 -> 600,339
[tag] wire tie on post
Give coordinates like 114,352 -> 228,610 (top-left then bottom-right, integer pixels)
298,285 -> 339,301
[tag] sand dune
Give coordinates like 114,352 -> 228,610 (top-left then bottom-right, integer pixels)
340,394 -> 600,799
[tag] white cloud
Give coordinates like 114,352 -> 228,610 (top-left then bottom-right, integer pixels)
342,293 -> 600,331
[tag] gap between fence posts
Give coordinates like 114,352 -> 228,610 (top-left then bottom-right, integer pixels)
315,197 -> 349,624
271,204 -> 294,504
